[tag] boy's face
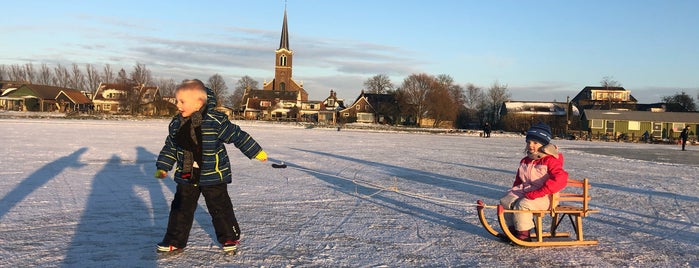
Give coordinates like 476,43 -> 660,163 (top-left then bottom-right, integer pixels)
176,90 -> 205,118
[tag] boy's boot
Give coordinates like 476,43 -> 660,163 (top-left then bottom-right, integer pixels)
223,240 -> 239,252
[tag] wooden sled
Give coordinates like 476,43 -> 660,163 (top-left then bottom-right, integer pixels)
476,178 -> 600,247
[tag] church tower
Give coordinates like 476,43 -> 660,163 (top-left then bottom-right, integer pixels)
262,7 -> 306,101
274,8 -> 292,91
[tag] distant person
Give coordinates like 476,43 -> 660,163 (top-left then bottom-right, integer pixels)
499,122 -> 568,241
680,126 -> 690,151
483,122 -> 491,138
154,79 -> 268,253
642,130 -> 650,143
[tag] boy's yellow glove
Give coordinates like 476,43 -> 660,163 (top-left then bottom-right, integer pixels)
154,169 -> 168,179
255,150 -> 267,162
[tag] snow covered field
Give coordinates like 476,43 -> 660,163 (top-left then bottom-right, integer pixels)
0,118 -> 697,267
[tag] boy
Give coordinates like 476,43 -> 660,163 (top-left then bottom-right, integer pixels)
154,79 -> 267,253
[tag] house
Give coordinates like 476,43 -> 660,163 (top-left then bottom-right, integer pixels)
0,81 -> 26,110
56,89 -> 92,112
571,86 -> 638,111
0,84 -> 91,112
92,82 -> 160,114
582,110 -> 699,141
499,101 -> 580,134
340,90 -> 398,124
243,90 -> 299,120
317,90 -> 345,125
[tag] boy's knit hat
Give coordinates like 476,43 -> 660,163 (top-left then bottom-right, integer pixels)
526,122 -> 552,145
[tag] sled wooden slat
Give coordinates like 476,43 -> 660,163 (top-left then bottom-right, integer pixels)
476,178 -> 599,247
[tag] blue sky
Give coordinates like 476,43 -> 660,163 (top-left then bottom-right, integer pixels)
2,0 -> 698,103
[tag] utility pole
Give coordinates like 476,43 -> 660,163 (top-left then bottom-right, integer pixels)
566,96 -> 570,136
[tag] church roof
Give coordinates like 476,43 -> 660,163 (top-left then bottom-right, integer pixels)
247,89 -> 298,101
279,8 -> 290,50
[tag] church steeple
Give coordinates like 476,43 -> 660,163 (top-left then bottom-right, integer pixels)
262,5 -> 306,102
279,8 -> 289,50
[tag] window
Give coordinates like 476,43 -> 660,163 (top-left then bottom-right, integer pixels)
591,119 -> 603,129
104,104 -> 111,111
261,101 -> 271,107
673,123 -> 685,132
606,121 -> 614,133
628,121 -> 640,131
357,113 -> 374,122
280,55 -> 287,66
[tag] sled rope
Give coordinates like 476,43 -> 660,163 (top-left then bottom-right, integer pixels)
352,177 -> 476,206
280,163 -> 477,207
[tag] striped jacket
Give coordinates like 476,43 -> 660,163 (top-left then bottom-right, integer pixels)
156,87 -> 263,185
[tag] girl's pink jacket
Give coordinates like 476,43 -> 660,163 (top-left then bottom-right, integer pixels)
509,153 -> 568,200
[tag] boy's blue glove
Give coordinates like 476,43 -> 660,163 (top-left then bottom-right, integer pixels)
154,169 -> 168,179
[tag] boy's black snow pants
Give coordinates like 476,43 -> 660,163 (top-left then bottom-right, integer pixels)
162,183 -> 241,248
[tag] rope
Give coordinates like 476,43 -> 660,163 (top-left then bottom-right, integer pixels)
352,176 -> 478,207
281,163 -> 479,207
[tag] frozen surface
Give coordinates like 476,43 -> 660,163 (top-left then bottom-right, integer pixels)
0,118 -> 697,267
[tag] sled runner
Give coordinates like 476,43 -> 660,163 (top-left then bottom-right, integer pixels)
476,178 -> 599,247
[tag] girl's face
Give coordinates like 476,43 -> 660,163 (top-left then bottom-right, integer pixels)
526,139 -> 544,154
176,90 -> 204,118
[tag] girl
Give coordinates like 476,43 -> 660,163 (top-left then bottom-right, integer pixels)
500,122 -> 568,241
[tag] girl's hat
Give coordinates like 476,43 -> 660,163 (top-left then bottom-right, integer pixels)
526,122 -> 552,145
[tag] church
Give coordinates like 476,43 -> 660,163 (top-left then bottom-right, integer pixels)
242,8 -> 344,123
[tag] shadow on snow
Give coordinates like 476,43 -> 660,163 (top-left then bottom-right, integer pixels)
61,147 -> 217,266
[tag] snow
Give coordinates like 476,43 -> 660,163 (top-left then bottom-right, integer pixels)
0,118 -> 697,267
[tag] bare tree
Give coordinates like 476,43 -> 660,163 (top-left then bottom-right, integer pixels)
363,74 -> 394,94
117,68 -> 129,84
53,64 -> 71,88
232,75 -> 259,109
0,65 -> 6,81
436,74 -> 465,108
206,74 -> 228,107
486,80 -> 510,126
399,73 -> 434,126
85,64 -> 101,94
425,79 -> 457,127
9,64 -> 26,81
464,83 -> 484,110
24,63 -> 36,83
130,63 -> 152,86
102,64 -> 115,84
37,64 -> 53,85
70,63 -> 86,91
600,76 -> 621,88
154,78 -> 177,97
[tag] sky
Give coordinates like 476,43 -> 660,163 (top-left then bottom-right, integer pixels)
2,0 -> 698,103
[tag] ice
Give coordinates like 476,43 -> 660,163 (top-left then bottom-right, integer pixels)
0,118 -> 697,267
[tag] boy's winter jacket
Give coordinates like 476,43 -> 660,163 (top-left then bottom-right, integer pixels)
156,87 -> 262,186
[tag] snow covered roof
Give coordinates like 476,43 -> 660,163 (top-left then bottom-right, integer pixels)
503,101 -> 580,116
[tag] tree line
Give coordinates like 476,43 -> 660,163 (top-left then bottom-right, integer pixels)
362,73 -> 510,128
2,62 -> 695,128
